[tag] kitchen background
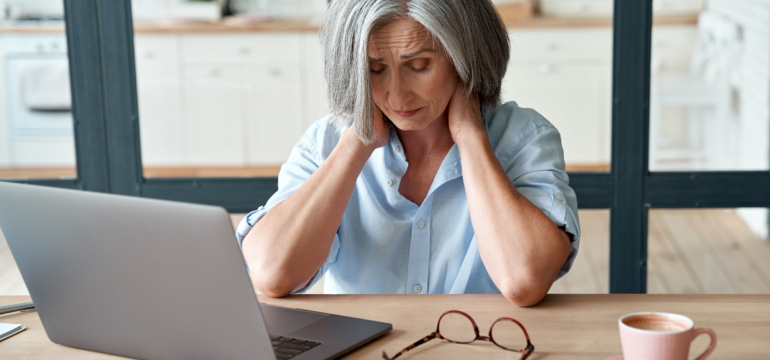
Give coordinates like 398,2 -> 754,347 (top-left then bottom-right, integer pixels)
1,0 -> 769,296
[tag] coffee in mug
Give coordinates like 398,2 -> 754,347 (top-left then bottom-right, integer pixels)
618,312 -> 716,360
623,313 -> 689,332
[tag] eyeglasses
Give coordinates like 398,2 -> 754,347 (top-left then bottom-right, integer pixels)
382,310 -> 534,360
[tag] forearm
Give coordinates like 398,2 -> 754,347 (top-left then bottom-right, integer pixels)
456,130 -> 570,306
242,131 -> 373,297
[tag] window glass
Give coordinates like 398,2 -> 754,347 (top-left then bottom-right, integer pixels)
548,209 -> 610,294
648,209 -> 770,294
0,0 -> 76,180
649,1 -> 770,172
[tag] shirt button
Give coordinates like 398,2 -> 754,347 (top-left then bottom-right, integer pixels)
555,194 -> 564,202
395,145 -> 401,153
417,221 -> 425,229
413,284 -> 421,293
386,179 -> 393,187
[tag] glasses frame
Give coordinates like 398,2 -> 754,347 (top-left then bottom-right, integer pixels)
382,310 -> 534,360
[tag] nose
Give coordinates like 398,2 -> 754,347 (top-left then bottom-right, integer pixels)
388,71 -> 413,110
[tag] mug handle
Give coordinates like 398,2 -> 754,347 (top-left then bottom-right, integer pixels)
691,327 -> 717,360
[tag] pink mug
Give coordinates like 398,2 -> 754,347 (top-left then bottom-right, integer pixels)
618,312 -> 717,360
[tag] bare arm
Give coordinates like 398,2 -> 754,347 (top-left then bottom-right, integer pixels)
242,116 -> 388,297
448,83 -> 571,307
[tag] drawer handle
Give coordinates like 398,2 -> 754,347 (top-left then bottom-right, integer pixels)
545,42 -> 559,51
206,68 -> 221,77
539,63 -> 555,73
231,45 -> 250,55
571,2 -> 587,12
268,68 -> 282,77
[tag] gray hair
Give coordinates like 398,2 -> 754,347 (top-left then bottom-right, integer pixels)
320,0 -> 510,144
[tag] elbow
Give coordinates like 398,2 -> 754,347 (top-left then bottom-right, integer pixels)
500,279 -> 550,307
251,270 -> 294,298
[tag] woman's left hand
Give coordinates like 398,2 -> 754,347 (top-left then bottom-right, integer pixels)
447,80 -> 485,145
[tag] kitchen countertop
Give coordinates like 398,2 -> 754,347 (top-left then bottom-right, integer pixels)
0,14 -> 698,34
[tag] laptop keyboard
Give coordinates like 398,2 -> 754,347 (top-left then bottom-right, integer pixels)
270,334 -> 322,359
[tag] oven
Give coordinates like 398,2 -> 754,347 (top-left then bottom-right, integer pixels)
4,34 -> 72,137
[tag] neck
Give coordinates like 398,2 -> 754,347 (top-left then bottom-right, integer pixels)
395,108 -> 455,162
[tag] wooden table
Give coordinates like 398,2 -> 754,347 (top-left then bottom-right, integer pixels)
1,294 -> 768,359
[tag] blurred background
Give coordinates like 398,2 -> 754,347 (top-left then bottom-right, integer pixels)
0,0 -> 768,296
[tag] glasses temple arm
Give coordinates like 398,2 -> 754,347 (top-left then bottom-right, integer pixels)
382,332 -> 438,360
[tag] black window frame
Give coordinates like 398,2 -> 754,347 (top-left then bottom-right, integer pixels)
7,0 -> 770,294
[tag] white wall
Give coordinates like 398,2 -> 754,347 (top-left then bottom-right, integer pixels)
707,0 -> 770,239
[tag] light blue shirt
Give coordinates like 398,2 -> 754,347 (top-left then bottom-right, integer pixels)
236,101 -> 580,295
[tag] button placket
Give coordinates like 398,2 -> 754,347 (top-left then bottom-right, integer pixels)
405,198 -> 433,295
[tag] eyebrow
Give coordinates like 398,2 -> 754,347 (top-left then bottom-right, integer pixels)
368,48 -> 434,62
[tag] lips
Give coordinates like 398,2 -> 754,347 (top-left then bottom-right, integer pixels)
393,108 -> 422,118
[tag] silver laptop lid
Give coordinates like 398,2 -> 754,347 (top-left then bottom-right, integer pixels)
0,182 -> 275,360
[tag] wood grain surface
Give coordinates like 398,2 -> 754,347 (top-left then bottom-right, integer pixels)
1,294 -> 768,359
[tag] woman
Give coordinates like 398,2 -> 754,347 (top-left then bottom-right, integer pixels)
237,0 -> 580,307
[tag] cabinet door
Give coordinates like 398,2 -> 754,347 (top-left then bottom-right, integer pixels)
181,64 -> 246,166
244,63 -> 303,165
301,33 -> 330,132
135,34 -> 184,166
502,61 -> 611,165
10,137 -> 76,166
181,33 -> 301,64
508,28 -> 613,62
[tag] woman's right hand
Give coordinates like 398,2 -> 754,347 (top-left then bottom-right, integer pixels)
369,106 -> 391,149
343,105 -> 390,153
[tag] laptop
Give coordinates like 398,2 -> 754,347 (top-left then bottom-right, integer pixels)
0,182 -> 391,360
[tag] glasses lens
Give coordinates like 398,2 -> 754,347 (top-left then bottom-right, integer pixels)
438,312 -> 476,343
491,319 -> 528,351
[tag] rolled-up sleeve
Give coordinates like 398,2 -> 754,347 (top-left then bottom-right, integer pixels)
235,128 -> 341,293
495,111 -> 581,280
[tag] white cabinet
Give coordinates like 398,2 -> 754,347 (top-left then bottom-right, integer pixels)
135,34 -> 184,166
539,0 -> 614,18
176,33 -> 304,167
180,33 -> 301,64
244,63 -> 303,165
10,137 -> 76,167
504,28 -> 612,166
503,62 -> 611,164
301,33 -> 330,131
181,64 -> 247,165
1,25 -> 697,170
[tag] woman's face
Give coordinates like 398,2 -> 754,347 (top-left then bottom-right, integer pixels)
367,18 -> 459,131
